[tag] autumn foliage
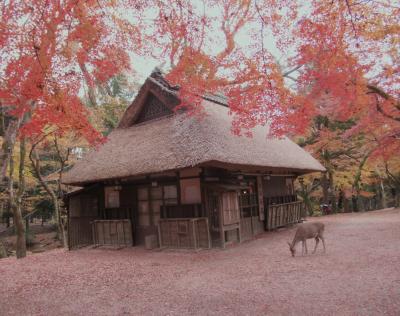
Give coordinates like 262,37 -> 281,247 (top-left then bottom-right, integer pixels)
0,0 -> 142,143
0,0 -> 399,150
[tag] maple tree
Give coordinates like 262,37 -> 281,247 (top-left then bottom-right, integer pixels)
0,0 -> 148,257
132,1 -> 399,156
1,0 -> 398,164
0,0 -> 147,177
290,1 -> 399,156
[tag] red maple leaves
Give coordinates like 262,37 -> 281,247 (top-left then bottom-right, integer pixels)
0,0 -> 398,158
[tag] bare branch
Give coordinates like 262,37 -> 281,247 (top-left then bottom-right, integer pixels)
282,64 -> 304,77
345,0 -> 358,37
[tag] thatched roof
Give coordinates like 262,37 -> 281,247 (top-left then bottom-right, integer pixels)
64,75 -> 325,186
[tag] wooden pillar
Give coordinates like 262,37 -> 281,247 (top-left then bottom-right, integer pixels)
218,196 -> 225,248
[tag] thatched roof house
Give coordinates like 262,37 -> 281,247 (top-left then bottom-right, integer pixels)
64,70 -> 324,250
64,73 -> 324,186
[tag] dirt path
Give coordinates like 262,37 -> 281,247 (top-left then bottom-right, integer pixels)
1,208 -> 400,316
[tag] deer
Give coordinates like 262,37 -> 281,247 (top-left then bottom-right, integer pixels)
287,222 -> 326,257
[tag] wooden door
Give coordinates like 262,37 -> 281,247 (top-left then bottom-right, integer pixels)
221,191 -> 240,226
220,191 -> 241,246
206,191 -> 220,246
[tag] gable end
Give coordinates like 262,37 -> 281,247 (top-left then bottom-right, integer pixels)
136,93 -> 173,124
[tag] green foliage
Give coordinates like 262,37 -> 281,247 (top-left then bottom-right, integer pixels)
100,101 -> 128,135
34,197 -> 54,221
94,73 -> 137,135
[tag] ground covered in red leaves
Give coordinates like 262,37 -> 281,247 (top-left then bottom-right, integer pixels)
1,208 -> 400,315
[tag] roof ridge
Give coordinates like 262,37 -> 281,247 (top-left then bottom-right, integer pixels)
149,70 -> 229,107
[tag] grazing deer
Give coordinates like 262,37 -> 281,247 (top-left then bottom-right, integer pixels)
287,222 -> 326,257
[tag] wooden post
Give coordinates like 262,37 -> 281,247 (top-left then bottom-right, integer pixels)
67,208 -> 71,250
219,197 -> 225,249
192,219 -> 197,249
92,222 -> 96,247
102,221 -> 106,245
256,176 -> 265,220
121,220 -> 125,247
205,218 -> 211,249
158,223 -> 162,248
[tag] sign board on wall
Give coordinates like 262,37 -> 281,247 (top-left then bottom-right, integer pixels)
257,176 -> 265,220
180,178 -> 202,204
105,187 -> 120,208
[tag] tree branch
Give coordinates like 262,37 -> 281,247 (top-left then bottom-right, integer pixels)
282,64 -> 304,77
373,94 -> 400,122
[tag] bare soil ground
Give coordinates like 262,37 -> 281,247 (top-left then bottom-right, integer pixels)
1,208 -> 400,316
0,222 -> 62,255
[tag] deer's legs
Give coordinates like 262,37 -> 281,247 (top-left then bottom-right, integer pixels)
304,240 -> 308,254
313,237 -> 319,254
320,236 -> 326,253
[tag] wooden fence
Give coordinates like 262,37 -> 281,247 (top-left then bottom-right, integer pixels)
266,201 -> 304,230
69,217 -> 96,249
92,219 -> 133,248
158,217 -> 211,249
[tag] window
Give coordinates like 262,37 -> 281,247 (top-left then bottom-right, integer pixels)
239,191 -> 258,218
137,185 -> 178,226
164,185 -> 178,204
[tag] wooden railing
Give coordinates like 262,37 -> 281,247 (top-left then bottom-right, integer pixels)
158,217 -> 211,249
266,201 -> 304,230
92,219 -> 133,248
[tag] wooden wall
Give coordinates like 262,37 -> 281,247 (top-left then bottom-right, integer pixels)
263,176 -> 294,197
68,167 -> 302,250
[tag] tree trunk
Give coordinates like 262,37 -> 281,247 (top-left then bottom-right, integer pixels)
343,198 -> 349,212
338,189 -> 344,212
30,147 -> 67,248
351,195 -> 358,212
352,153 -> 370,213
9,147 -> 26,259
0,239 -> 7,258
0,117 -> 22,184
321,172 -> 329,205
18,138 -> 28,248
79,62 -> 97,107
379,178 -> 387,209
395,188 -> 400,208
328,171 -> 337,212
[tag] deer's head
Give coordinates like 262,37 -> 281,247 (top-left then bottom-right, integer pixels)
287,242 -> 295,257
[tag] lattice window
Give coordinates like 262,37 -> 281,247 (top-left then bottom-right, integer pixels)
136,94 -> 172,123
